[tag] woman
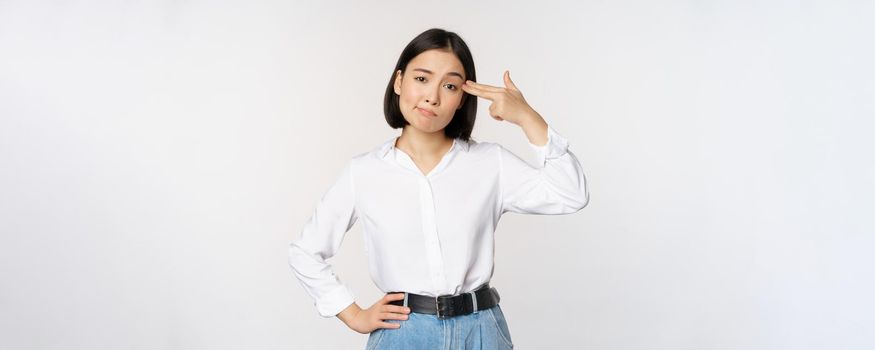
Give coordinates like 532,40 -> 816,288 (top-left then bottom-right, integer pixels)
288,28 -> 589,349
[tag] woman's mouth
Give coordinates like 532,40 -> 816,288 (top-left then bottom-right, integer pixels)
416,107 -> 437,117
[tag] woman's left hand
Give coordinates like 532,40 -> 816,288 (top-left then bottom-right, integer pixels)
461,70 -> 542,127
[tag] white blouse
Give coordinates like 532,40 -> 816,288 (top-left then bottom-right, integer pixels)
288,125 -> 589,317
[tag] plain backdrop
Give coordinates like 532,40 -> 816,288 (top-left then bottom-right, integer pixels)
1,0 -> 873,349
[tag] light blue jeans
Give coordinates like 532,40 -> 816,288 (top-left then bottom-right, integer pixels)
365,304 -> 514,349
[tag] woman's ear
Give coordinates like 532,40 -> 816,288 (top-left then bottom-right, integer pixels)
393,70 -> 402,95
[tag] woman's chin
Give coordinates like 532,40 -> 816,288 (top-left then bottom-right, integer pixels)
403,120 -> 443,134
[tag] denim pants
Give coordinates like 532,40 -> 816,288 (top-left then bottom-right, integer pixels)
365,304 -> 514,349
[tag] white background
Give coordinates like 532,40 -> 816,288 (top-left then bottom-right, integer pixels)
1,0 -> 873,349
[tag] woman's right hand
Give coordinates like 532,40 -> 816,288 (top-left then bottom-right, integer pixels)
337,293 -> 411,334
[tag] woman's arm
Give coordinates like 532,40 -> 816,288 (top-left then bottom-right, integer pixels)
288,161 -> 358,318
288,160 -> 413,333
499,120 -> 589,215
462,71 -> 590,215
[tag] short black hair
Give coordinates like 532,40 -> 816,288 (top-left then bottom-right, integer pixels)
383,28 -> 477,142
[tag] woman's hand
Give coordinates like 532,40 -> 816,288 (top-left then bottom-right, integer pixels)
461,70 -> 542,127
461,70 -> 549,146
337,293 -> 411,334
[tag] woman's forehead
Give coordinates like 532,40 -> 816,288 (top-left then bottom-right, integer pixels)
408,49 -> 465,78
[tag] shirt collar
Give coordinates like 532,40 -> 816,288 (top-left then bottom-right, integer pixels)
379,136 -> 469,159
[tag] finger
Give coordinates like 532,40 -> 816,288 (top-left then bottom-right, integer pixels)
503,70 -> 518,91
380,312 -> 409,320
464,80 -> 503,93
382,304 -> 411,314
381,293 -> 406,303
379,321 -> 402,329
461,83 -> 497,100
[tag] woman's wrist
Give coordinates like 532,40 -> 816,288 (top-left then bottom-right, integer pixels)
519,112 -> 548,146
336,302 -> 362,326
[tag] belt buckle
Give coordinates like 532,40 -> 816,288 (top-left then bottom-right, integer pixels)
435,294 -> 452,319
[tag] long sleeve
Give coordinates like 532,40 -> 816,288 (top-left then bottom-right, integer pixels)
288,160 -> 358,317
499,124 -> 590,215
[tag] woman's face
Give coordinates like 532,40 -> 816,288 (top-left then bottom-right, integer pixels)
393,49 -> 466,135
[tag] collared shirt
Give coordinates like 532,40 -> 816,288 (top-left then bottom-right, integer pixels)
288,125 -> 589,317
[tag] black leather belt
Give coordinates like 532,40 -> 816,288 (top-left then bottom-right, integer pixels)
387,283 -> 500,319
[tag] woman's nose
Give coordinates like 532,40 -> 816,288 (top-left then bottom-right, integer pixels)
425,85 -> 440,105
425,94 -> 439,106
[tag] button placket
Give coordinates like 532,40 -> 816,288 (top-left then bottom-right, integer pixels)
418,176 -> 446,292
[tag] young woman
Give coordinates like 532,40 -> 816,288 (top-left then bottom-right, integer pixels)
288,28 -> 589,349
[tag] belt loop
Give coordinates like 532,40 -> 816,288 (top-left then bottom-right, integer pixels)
403,292 -> 409,308
435,296 -> 442,318
469,291 -> 478,313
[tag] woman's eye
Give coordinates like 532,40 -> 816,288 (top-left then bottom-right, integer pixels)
413,77 -> 456,91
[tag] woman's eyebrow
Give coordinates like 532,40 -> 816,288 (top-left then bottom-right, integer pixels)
412,68 -> 464,80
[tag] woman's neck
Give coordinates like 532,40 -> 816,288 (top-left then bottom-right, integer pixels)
395,127 -> 453,160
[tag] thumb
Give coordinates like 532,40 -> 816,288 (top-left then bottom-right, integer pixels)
503,70 -> 518,90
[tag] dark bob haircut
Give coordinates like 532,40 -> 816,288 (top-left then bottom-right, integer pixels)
383,28 -> 477,142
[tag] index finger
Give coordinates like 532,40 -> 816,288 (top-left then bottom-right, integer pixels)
465,80 -> 503,93
462,83 -> 499,100
381,293 -> 406,303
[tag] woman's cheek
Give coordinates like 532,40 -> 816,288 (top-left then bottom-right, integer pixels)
448,93 -> 463,109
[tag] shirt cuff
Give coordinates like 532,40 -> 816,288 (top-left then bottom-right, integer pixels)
315,285 -> 355,318
528,124 -> 570,167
